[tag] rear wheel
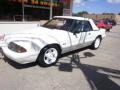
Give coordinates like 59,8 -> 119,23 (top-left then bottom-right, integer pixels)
91,37 -> 101,50
37,45 -> 60,67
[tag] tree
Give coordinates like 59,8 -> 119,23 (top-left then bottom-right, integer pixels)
72,11 -> 89,16
102,13 -> 114,15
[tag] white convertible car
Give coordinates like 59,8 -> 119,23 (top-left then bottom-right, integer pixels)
0,16 -> 106,67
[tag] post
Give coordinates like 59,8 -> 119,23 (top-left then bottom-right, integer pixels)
50,0 -> 53,20
22,0 -> 25,21
70,0 -> 73,16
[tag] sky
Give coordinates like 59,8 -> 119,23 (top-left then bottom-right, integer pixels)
73,0 -> 120,14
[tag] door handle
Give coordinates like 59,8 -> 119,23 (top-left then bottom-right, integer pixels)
88,33 -> 91,35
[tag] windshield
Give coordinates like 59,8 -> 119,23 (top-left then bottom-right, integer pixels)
42,18 -> 74,31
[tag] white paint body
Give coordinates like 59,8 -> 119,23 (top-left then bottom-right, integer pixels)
0,16 -> 106,64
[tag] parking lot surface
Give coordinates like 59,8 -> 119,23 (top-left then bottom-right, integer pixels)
0,25 -> 120,90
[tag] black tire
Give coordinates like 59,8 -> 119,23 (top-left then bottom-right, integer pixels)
37,45 -> 60,67
91,37 -> 101,50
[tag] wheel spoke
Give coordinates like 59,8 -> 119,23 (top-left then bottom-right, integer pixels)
95,38 -> 100,48
44,48 -> 58,64
52,50 -> 57,57
44,53 -> 51,60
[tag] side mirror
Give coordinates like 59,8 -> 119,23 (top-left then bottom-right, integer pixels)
73,32 -> 76,35
73,30 -> 80,35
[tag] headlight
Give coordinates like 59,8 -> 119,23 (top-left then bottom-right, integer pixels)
8,42 -> 27,53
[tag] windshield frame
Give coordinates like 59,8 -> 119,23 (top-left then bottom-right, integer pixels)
42,17 -> 83,33
42,18 -> 75,31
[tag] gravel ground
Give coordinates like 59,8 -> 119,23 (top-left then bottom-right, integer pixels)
0,25 -> 120,90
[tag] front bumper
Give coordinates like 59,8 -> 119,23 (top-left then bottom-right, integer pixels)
2,46 -> 39,64
0,37 -> 43,64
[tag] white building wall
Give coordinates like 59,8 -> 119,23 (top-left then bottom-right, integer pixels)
0,22 -> 39,34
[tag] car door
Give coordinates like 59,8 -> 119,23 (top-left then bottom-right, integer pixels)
68,20 -> 86,51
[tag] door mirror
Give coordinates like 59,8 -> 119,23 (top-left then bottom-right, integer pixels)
73,30 -> 81,35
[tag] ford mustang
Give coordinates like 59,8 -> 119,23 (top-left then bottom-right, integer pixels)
0,16 -> 106,67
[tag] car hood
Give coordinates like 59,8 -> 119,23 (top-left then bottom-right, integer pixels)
4,26 -> 67,44
6,26 -> 65,36
8,26 -> 57,35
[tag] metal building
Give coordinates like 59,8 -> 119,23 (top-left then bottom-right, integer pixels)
0,0 -> 73,21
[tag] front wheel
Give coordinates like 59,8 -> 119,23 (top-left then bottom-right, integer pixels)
37,46 -> 60,67
91,37 -> 101,50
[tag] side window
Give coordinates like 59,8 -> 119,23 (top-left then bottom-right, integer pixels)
70,20 -> 82,33
60,19 -> 74,31
83,21 -> 93,32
